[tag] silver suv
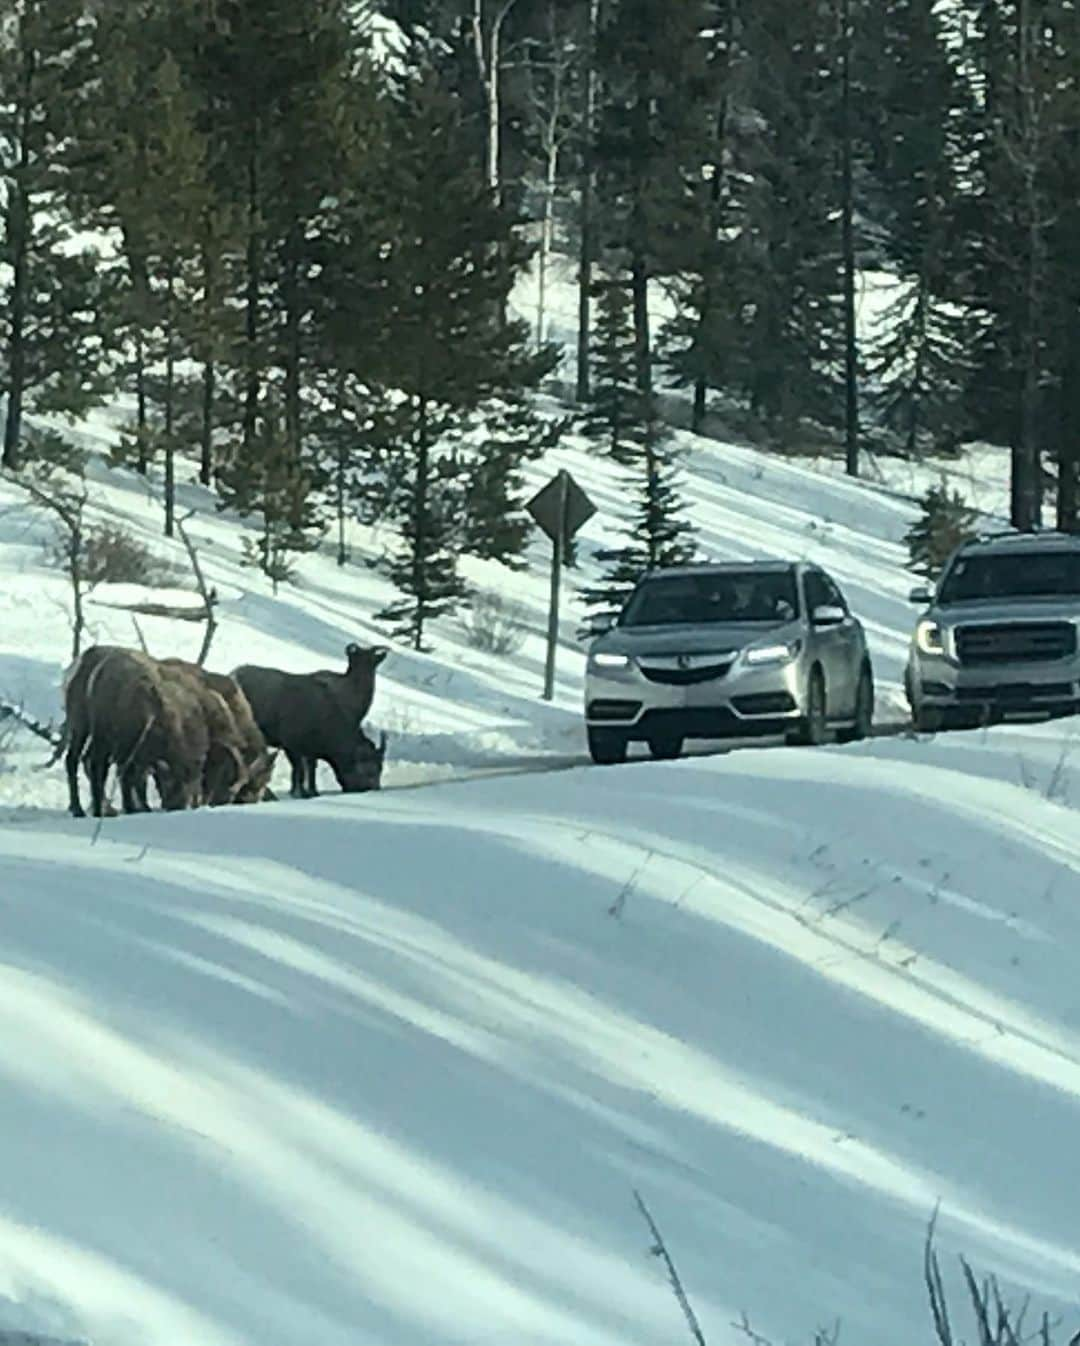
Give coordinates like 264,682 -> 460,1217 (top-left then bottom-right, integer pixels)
584,561 -> 875,764
905,531 -> 1080,732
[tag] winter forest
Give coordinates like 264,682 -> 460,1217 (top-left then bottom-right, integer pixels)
2,0 -> 1079,649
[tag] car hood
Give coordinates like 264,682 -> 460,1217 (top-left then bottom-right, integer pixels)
592,621 -> 795,658
935,598 -> 1080,625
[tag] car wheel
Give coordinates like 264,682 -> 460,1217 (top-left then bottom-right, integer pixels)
587,727 -> 628,765
837,665 -> 873,744
786,668 -> 828,747
647,735 -> 684,761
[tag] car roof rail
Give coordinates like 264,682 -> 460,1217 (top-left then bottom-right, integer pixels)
963,528 -> 1080,547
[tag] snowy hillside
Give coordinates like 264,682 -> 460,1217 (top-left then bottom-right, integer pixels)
0,375 -> 1015,811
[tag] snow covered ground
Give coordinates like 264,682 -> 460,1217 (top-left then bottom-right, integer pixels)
3,731 -> 1080,1346
3,260 -> 1079,1344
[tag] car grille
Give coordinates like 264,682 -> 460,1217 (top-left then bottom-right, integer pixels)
955,682 -> 1074,703
639,660 -> 734,686
955,622 -> 1077,666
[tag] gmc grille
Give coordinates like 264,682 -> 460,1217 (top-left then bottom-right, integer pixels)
955,622 -> 1077,666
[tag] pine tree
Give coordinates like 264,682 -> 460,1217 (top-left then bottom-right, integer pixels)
313,53 -> 556,647
459,396 -> 566,567
0,0 -> 112,470
905,481 -> 979,580
959,0 -> 1073,529
218,399 -> 324,590
859,0 -> 973,458
593,0 -> 712,401
580,270 -> 695,628
732,0 -> 844,440
581,276 -> 649,463
179,0 -> 361,462
658,0 -> 742,435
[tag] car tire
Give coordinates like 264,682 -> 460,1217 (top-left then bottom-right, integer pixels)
786,668 -> 828,747
647,735 -> 684,761
837,665 -> 874,744
587,727 -> 628,765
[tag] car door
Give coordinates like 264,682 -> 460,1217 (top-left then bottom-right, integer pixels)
820,570 -> 862,716
803,569 -> 851,718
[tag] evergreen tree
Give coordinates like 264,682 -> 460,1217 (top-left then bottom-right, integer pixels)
731,0 -> 844,440
314,54 -> 557,648
581,275 -> 648,463
861,0 -> 974,458
658,0 -> 743,434
0,0 -> 112,470
958,0 -> 1072,529
180,0 -> 362,461
593,0 -> 712,398
459,396 -> 566,567
217,398 -> 324,590
905,481 -> 979,580
580,270 -> 695,628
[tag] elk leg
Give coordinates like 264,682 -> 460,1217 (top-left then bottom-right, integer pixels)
65,729 -> 88,818
286,749 -> 306,798
304,757 -> 319,798
87,744 -> 112,819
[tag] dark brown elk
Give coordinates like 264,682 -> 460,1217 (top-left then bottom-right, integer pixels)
159,658 -> 277,803
155,662 -> 250,807
232,643 -> 389,798
64,646 -> 203,817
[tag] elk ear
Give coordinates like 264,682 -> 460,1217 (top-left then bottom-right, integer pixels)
372,646 -> 389,666
345,642 -> 360,658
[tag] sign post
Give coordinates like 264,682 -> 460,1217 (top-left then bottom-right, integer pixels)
526,468 -> 597,701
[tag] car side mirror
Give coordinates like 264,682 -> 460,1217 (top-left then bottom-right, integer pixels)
908,585 -> 933,605
811,604 -> 846,627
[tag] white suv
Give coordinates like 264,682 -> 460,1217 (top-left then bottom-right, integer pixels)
584,562 -> 874,764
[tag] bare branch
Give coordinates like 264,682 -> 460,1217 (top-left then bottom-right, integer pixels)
175,511 -> 218,666
633,1189 -> 707,1346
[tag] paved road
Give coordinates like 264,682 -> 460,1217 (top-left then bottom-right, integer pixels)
383,718 -> 914,794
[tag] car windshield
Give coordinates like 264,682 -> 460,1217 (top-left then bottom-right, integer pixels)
620,570 -> 799,627
939,552 -> 1080,603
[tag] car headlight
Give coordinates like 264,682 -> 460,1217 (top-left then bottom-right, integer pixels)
590,651 -> 631,670
744,640 -> 801,666
915,620 -> 944,655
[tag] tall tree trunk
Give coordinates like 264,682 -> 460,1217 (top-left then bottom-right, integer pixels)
336,372 -> 348,566
575,0 -> 600,402
412,395 -> 429,652
536,126 -> 558,348
243,141 -> 261,452
3,32 -> 36,473
839,0 -> 859,478
629,67 -> 652,400
3,184 -> 30,471
692,4 -> 735,436
283,221 -> 303,462
1013,0 -> 1044,530
199,232 -> 218,486
163,263 -> 177,539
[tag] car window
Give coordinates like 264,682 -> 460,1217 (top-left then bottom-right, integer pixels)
819,572 -> 847,612
939,552 -> 1080,603
620,570 -> 800,626
803,571 -> 830,613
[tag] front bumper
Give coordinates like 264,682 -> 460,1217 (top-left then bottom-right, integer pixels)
585,657 -> 805,740
909,654 -> 1080,722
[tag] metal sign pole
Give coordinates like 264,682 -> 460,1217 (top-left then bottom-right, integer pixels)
542,470 -> 568,701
